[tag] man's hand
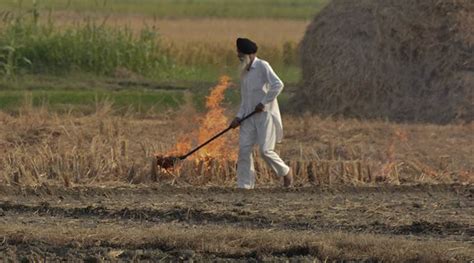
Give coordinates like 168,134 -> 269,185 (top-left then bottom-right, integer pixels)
230,117 -> 241,129
255,103 -> 265,112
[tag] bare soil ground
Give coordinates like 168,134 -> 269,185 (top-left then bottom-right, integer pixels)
0,184 -> 472,262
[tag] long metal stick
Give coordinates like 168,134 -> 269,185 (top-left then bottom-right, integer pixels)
179,110 -> 258,160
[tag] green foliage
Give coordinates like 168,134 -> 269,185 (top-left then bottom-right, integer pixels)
0,1 -> 304,86
0,16 -> 302,83
0,13 -> 171,77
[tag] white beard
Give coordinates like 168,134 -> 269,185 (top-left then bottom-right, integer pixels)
239,55 -> 252,77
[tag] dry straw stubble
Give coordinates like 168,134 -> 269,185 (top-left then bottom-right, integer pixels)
297,0 -> 474,123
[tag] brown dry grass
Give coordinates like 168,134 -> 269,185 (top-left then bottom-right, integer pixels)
36,12 -> 308,66
1,218 -> 472,262
48,12 -> 308,45
0,103 -> 472,187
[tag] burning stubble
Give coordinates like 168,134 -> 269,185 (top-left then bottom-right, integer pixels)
161,75 -> 238,162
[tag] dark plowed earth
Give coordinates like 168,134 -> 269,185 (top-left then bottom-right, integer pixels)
0,184 -> 473,261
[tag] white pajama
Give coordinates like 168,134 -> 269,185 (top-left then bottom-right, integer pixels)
237,111 -> 290,189
236,57 -> 289,189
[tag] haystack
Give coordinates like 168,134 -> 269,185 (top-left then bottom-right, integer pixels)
296,0 -> 473,123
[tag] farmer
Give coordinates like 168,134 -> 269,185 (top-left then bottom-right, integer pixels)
230,37 -> 293,189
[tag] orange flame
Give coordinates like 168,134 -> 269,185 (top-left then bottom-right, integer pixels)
165,75 -> 237,161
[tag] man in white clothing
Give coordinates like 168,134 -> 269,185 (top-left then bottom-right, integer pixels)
230,37 -> 293,189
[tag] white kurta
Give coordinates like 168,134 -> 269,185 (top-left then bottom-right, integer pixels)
236,57 -> 289,189
236,57 -> 284,142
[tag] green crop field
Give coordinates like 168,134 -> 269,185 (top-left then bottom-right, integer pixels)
0,1 -> 311,113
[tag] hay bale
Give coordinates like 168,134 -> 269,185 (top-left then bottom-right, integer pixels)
296,0 -> 473,123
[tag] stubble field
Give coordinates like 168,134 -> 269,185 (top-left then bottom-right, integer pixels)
0,184 -> 472,261
0,107 -> 473,261
0,0 -> 473,262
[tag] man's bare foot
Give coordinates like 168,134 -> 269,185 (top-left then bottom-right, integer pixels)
283,169 -> 293,188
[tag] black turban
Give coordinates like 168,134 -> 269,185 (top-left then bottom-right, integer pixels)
236,38 -> 258,54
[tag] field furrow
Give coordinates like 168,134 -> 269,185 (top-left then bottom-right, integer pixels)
1,184 -> 473,262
